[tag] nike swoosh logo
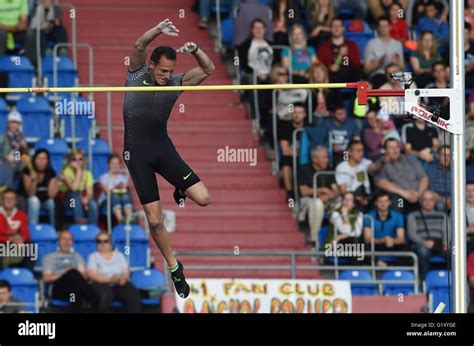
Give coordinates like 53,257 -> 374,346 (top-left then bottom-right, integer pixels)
143,80 -> 151,85
183,172 -> 192,180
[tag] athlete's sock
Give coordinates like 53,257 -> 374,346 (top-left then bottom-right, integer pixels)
169,262 -> 179,273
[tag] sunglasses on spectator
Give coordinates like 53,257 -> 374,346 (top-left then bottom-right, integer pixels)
97,239 -> 110,244
73,157 -> 84,161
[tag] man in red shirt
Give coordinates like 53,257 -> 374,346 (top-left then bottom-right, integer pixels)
0,188 -> 29,243
317,17 -> 361,83
468,252 -> 474,312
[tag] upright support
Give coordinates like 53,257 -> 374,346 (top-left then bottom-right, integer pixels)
450,0 -> 467,313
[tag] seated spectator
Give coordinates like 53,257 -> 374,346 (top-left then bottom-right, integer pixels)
336,140 -> 380,211
466,90 -> 474,157
332,0 -> 368,18
317,17 -> 361,83
412,0 -> 448,28
0,157 -> 14,194
0,188 -> 32,270
363,191 -> 409,266
0,0 -> 36,64
388,1 -> 409,43
466,182 -> 474,253
42,230 -> 100,312
410,31 -> 441,88
59,150 -> 98,225
29,0 -> 68,56
99,154 -> 133,224
232,0 -> 273,47
375,138 -> 429,214
416,1 -> 449,53
379,63 -> 417,117
297,146 -> 341,247
0,279 -> 25,313
318,103 -> 360,166
281,24 -> 318,83
273,0 -> 301,47
402,117 -> 440,164
309,62 -> 339,119
364,16 -> 405,88
368,0 -> 409,19
468,252 -> 474,312
198,0 -> 239,29
2,110 -> 28,179
306,0 -> 334,49
326,192 -> 363,264
465,22 -> 474,89
425,145 -> 451,210
422,61 -> 449,115
19,149 -> 58,227
363,109 -> 399,160
407,190 -> 449,279
87,232 -> 141,313
278,103 -> 307,201
466,0 -> 474,40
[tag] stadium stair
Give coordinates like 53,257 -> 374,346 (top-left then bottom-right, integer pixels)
71,0 -> 315,280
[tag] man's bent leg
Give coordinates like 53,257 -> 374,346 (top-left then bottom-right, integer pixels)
184,181 -> 211,207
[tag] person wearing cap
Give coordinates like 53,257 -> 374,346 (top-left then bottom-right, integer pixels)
3,110 -> 28,178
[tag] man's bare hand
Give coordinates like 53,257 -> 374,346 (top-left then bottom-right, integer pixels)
157,19 -> 179,36
176,42 -> 198,54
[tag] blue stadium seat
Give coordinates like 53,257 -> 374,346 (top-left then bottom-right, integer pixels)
77,138 -> 112,180
30,223 -> 58,268
69,224 -> 101,261
340,270 -> 378,296
0,97 -> 9,133
0,268 -> 38,312
16,95 -> 53,142
57,96 -> 93,141
42,56 -> 78,101
381,270 -> 415,296
34,137 -> 69,175
426,270 -> 451,313
0,55 -> 35,101
131,269 -> 167,305
299,127 -> 329,165
430,255 -> 447,264
112,224 -> 149,268
221,18 -> 234,47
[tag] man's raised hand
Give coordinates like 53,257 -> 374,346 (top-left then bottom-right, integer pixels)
176,42 -> 198,54
157,18 -> 179,36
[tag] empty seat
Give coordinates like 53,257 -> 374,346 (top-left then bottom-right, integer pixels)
57,96 -> 93,141
69,224 -> 101,261
0,267 -> 38,312
426,270 -> 451,313
131,269 -> 167,305
42,56 -> 78,101
0,97 -> 9,133
29,223 -> 58,268
0,55 -> 35,101
16,95 -> 53,142
340,270 -> 378,296
112,224 -> 149,268
381,270 -> 415,296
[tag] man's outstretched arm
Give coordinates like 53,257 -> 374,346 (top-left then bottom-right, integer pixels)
178,42 -> 215,86
129,19 -> 179,72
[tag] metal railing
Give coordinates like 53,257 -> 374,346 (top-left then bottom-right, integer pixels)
56,2 -> 78,67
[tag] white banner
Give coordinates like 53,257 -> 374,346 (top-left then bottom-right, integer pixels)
176,279 -> 352,313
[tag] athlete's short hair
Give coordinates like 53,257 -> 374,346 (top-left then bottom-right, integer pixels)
151,46 -> 177,63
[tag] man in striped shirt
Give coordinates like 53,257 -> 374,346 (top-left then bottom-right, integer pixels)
407,190 -> 450,279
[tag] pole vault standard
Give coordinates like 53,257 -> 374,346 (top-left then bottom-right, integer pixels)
0,1 -> 466,310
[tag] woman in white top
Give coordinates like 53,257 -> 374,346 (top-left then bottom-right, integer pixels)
87,232 -> 141,312
329,192 -> 363,244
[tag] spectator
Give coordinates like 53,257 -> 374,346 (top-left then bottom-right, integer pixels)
19,149 -> 58,227
332,0 -> 368,18
422,61 -> 449,114
99,154 -> 133,224
29,0 -> 68,56
309,62 -> 339,119
297,146 -> 341,247
407,190 -> 449,279
368,0 -> 409,19
402,117 -> 440,164
363,191 -> 409,267
232,0 -> 273,47
364,16 -> 405,87
336,140 -> 380,211
0,279 -> 25,313
306,0 -> 334,49
273,0 -> 301,47
319,103 -> 360,166
42,230 -> 100,312
0,0 -> 36,64
2,110 -> 28,179
465,22 -> 474,89
363,109 -> 399,160
278,102 -> 307,200
410,31 -> 441,88
466,182 -> 474,253
412,0 -> 448,28
388,2 -> 409,43
416,1 -> 449,52
59,149 -> 98,225
425,145 -> 451,210
468,252 -> 474,312
326,192 -> 363,264
87,232 -> 141,313
281,24 -> 318,83
198,0 -> 239,29
466,90 -> 474,157
379,63 -> 417,116
375,138 -> 429,214
0,188 -> 32,270
317,17 -> 361,83
0,157 -> 14,194
466,0 -> 474,40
